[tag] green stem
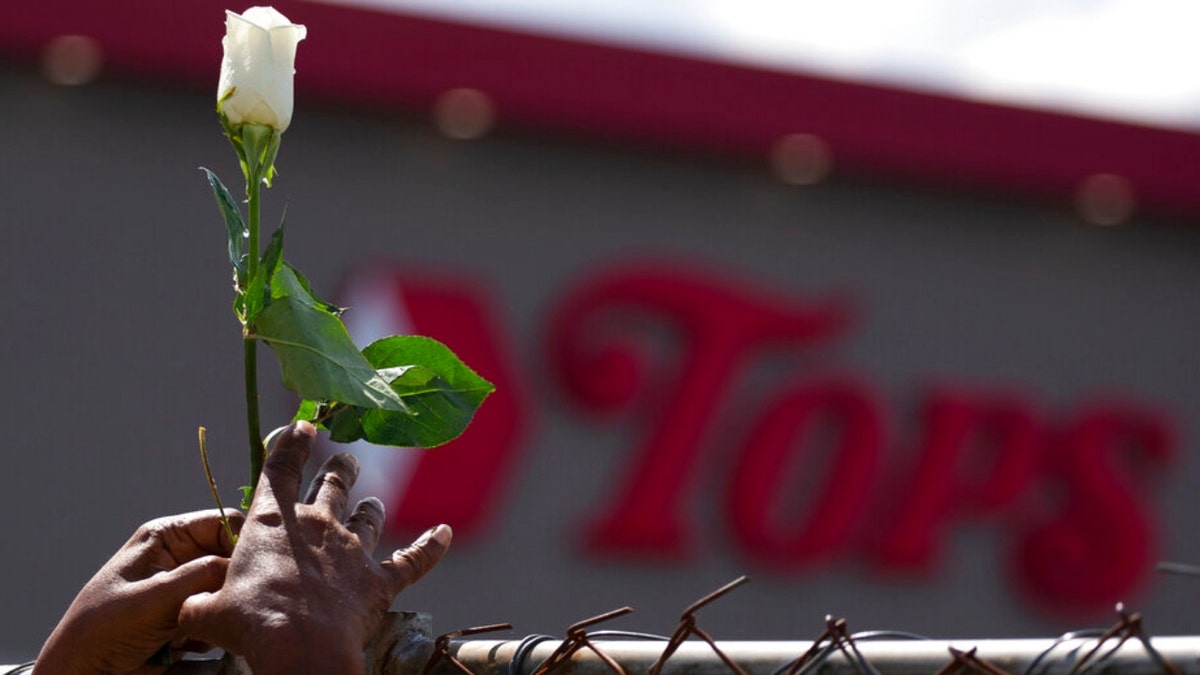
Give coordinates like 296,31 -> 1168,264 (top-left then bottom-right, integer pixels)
198,426 -> 238,546
243,175 -> 263,505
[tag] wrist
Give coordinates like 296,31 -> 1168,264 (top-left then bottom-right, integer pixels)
242,630 -> 364,675
32,630 -> 101,675
30,654 -> 99,675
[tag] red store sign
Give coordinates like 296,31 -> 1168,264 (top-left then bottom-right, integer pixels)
341,260 -> 1176,617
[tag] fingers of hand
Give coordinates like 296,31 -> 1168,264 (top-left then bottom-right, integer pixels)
154,555 -> 230,607
182,508 -> 245,557
133,509 -> 246,570
258,421 -> 316,508
382,524 -> 452,595
303,452 -> 359,518
218,510 -> 246,552
344,497 -> 386,553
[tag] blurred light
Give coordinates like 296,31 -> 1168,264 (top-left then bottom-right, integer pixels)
432,88 -> 496,140
1075,173 -> 1135,226
770,133 -> 832,185
41,35 -> 103,86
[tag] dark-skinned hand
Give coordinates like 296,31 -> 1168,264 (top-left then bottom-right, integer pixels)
178,421 -> 452,675
32,508 -> 244,675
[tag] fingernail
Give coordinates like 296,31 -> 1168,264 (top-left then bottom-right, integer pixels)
263,425 -> 290,449
419,524 -> 452,547
331,452 -> 360,474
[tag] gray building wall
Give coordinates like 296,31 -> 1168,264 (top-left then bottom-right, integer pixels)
2,66 -> 1199,661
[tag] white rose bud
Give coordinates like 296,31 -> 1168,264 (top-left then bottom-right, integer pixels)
218,6 -> 306,133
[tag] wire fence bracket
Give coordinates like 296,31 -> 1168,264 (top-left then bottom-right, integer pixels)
531,607 -> 635,675
935,647 -> 1008,675
422,623 -> 514,675
647,576 -> 751,675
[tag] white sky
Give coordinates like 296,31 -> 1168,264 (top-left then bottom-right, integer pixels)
315,0 -> 1200,131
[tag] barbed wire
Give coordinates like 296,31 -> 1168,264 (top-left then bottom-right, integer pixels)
415,577 -> 1190,675
14,571 -> 1194,674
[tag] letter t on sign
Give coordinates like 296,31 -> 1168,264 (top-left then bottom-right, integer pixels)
547,264 -> 849,559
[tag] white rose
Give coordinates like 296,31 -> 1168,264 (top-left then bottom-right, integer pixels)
218,6 -> 307,132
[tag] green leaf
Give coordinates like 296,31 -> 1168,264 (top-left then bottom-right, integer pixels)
243,228 -> 284,326
291,337 -> 495,448
248,264 -> 409,412
281,260 -> 343,317
293,400 -> 363,442
200,167 -> 247,282
357,336 -> 495,447
292,399 -> 321,423
364,336 -> 493,398
326,404 -> 366,443
262,227 -> 285,279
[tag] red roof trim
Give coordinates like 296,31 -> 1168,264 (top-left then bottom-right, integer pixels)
5,0 -> 1200,218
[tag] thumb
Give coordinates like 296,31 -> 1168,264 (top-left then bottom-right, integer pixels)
166,559 -> 231,651
383,524 -> 452,595
177,590 -> 222,645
